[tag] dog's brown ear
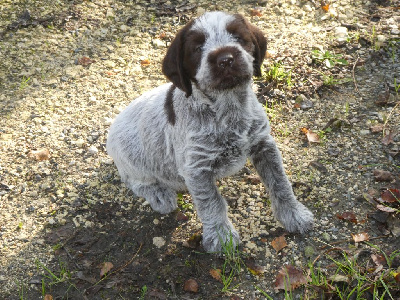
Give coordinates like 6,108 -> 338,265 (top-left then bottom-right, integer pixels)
162,21 -> 193,97
249,23 -> 267,77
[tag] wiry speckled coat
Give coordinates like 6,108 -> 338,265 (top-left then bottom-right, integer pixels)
106,12 -> 314,252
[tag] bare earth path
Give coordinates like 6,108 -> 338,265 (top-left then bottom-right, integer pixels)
0,1 -> 399,299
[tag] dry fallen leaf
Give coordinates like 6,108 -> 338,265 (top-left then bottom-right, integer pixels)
182,233 -> 202,249
329,274 -> 348,283
351,232 -> 370,243
100,262 -> 113,278
321,3 -> 330,12
209,269 -> 222,282
370,124 -> 384,133
371,254 -> 387,266
376,204 -> 396,213
140,59 -> 151,66
105,70 -> 117,76
274,265 -> 308,291
245,174 -> 261,185
183,278 -> 199,293
78,56 -> 95,66
301,128 -> 320,143
148,289 -> 168,300
250,8 -> 263,17
271,235 -> 288,252
336,211 -> 357,223
381,189 -> 400,203
373,169 -> 394,182
245,259 -> 265,276
382,131 -> 396,146
28,148 -> 50,161
394,272 -> 400,284
176,211 -> 188,221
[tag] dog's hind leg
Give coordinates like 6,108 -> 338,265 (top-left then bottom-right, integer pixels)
250,137 -> 314,233
130,181 -> 178,214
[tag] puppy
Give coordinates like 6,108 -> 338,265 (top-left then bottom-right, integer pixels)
106,12 -> 314,252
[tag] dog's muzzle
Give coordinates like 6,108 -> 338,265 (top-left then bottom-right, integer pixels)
207,46 -> 251,90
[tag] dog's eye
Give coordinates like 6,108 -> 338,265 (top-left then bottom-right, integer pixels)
195,45 -> 204,53
234,36 -> 243,43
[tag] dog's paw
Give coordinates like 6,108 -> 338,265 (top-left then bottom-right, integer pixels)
202,220 -> 240,253
147,187 -> 177,214
274,202 -> 314,234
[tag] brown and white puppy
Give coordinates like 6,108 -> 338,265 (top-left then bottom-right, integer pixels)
106,12 -> 313,252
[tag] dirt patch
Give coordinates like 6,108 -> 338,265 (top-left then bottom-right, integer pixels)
0,0 -> 399,299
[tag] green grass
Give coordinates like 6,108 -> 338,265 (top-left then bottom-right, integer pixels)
139,285 -> 147,300
311,49 -> 349,68
219,233 -> 242,293
35,259 -> 77,296
264,100 -> 283,122
264,62 -> 293,89
303,244 -> 400,299
19,76 -> 31,90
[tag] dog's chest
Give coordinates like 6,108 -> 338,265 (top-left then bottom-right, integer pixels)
211,129 -> 249,176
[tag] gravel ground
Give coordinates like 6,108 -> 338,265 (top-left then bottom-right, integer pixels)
1,0 -> 399,299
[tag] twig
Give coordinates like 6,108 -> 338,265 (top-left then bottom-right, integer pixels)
319,235 -> 389,250
304,247 -> 345,299
352,57 -> 362,96
383,100 -> 400,129
108,243 -> 143,276
90,243 -> 143,288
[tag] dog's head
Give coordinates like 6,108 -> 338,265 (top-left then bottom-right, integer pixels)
162,12 -> 267,97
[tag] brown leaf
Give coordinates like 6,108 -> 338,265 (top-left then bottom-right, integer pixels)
44,295 -> 53,300
105,71 -> 117,76
394,272 -> 400,284
301,128 -> 320,143
351,232 -> 370,243
373,169 -> 394,182
183,278 -> 199,293
182,233 -> 202,249
370,124 -> 384,133
271,235 -> 288,252
140,59 -> 151,66
382,131 -> 396,145
100,262 -> 113,278
321,3 -> 330,12
28,148 -> 50,161
78,56 -> 95,66
250,8 -> 263,17
274,265 -> 308,291
375,89 -> 390,106
148,289 -> 167,300
176,211 -> 188,221
209,269 -> 222,282
245,174 -> 261,185
336,211 -> 357,223
309,161 -> 328,173
245,259 -> 265,276
376,204 -> 397,213
381,189 -> 400,203
371,254 -> 387,266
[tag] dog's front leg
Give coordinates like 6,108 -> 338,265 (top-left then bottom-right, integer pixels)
184,171 -> 239,252
250,137 -> 314,233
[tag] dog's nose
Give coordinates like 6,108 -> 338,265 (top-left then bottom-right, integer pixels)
217,53 -> 234,69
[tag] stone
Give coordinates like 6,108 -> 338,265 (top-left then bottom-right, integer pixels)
152,39 -> 165,49
153,236 -> 166,248
322,232 -> 331,241
334,26 -> 348,43
304,245 -> 315,258
88,146 -> 98,154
